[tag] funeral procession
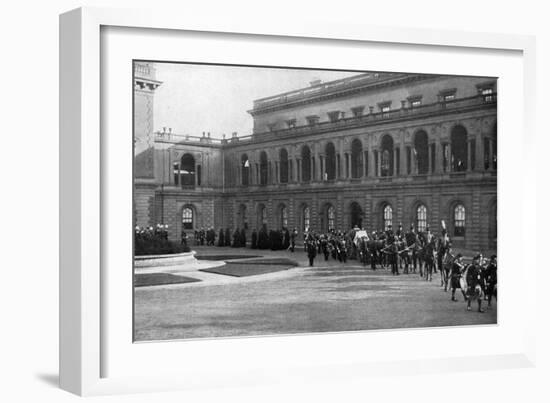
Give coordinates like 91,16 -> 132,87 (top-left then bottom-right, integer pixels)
133,62 -> 497,341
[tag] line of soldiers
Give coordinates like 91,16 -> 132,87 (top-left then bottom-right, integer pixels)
303,223 -> 497,312
181,227 -> 248,248
135,224 -> 169,241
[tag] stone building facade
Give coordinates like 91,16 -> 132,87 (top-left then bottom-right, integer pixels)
134,63 -> 497,251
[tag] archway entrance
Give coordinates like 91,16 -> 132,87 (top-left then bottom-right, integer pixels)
350,202 -> 363,229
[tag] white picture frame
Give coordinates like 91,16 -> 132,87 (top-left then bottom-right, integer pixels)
60,7 -> 537,396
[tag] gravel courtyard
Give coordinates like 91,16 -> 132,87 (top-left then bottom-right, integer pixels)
134,247 -> 497,341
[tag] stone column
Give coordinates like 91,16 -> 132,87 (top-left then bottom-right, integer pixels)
467,140 -> 473,171
430,143 -> 437,173
393,148 -> 398,177
435,143 -> 443,174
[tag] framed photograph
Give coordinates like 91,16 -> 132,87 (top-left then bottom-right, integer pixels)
60,7 -> 536,396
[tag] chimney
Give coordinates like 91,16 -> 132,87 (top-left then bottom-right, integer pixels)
202,131 -> 206,137
207,132 -> 211,138
232,132 -> 237,138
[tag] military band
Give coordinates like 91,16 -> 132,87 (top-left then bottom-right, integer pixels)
136,221 -> 497,313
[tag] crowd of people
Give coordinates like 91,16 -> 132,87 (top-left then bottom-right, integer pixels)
179,222 -> 497,313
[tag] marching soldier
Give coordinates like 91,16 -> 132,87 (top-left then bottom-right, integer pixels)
289,228 -> 297,252
406,224 -> 418,272
306,235 -> 317,266
450,254 -> 467,301
465,254 -> 486,312
484,255 -> 497,308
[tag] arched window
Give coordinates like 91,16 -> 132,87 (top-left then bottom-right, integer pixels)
414,130 -> 429,175
280,205 -> 288,229
259,151 -> 268,185
416,204 -> 427,232
383,204 -> 393,231
454,204 -> 466,236
241,154 -> 249,186
301,146 -> 311,182
351,139 -> 363,178
451,125 -> 468,172
180,154 -> 195,187
279,148 -> 289,183
258,204 -> 268,228
381,135 -> 394,177
327,205 -> 335,231
303,206 -> 310,232
325,142 -> 336,180
182,207 -> 193,229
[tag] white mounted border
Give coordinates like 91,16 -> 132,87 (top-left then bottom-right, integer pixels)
60,7 -> 537,396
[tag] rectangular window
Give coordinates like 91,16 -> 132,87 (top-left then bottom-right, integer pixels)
285,119 -> 296,129
411,100 -> 422,108
327,111 -> 341,123
197,165 -> 202,186
381,106 -> 390,118
351,106 -> 365,118
306,115 -> 319,126
374,151 -> 379,177
481,88 -> 494,102
444,94 -> 455,102
364,151 -> 369,177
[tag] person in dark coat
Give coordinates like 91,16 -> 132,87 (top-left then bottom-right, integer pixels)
450,254 -> 467,301
484,255 -> 497,308
232,228 -> 240,247
465,254 -> 486,312
306,237 -> 317,267
240,228 -> 247,248
225,228 -> 231,246
218,228 -> 225,246
251,229 -> 258,249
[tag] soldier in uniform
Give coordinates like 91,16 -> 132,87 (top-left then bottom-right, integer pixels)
289,228 -> 297,252
450,254 -> 467,301
484,255 -> 497,308
180,229 -> 188,247
406,224 -> 418,272
465,254 -> 486,312
306,235 -> 317,266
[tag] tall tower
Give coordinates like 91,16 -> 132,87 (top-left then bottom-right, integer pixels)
134,62 -> 162,178
134,62 -> 162,228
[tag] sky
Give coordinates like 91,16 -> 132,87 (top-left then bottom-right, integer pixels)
152,63 -> 359,138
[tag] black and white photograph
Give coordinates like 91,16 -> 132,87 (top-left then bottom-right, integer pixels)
133,61 -> 498,342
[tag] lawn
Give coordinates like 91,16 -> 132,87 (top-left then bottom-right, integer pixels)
134,273 -> 201,287
199,263 -> 294,277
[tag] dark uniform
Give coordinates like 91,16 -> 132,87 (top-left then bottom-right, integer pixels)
450,254 -> 466,301
465,255 -> 485,312
306,238 -> 317,266
484,256 -> 497,308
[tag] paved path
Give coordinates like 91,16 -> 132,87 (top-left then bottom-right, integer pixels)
134,247 -> 497,341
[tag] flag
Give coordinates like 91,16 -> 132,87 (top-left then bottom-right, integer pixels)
244,159 -> 250,168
